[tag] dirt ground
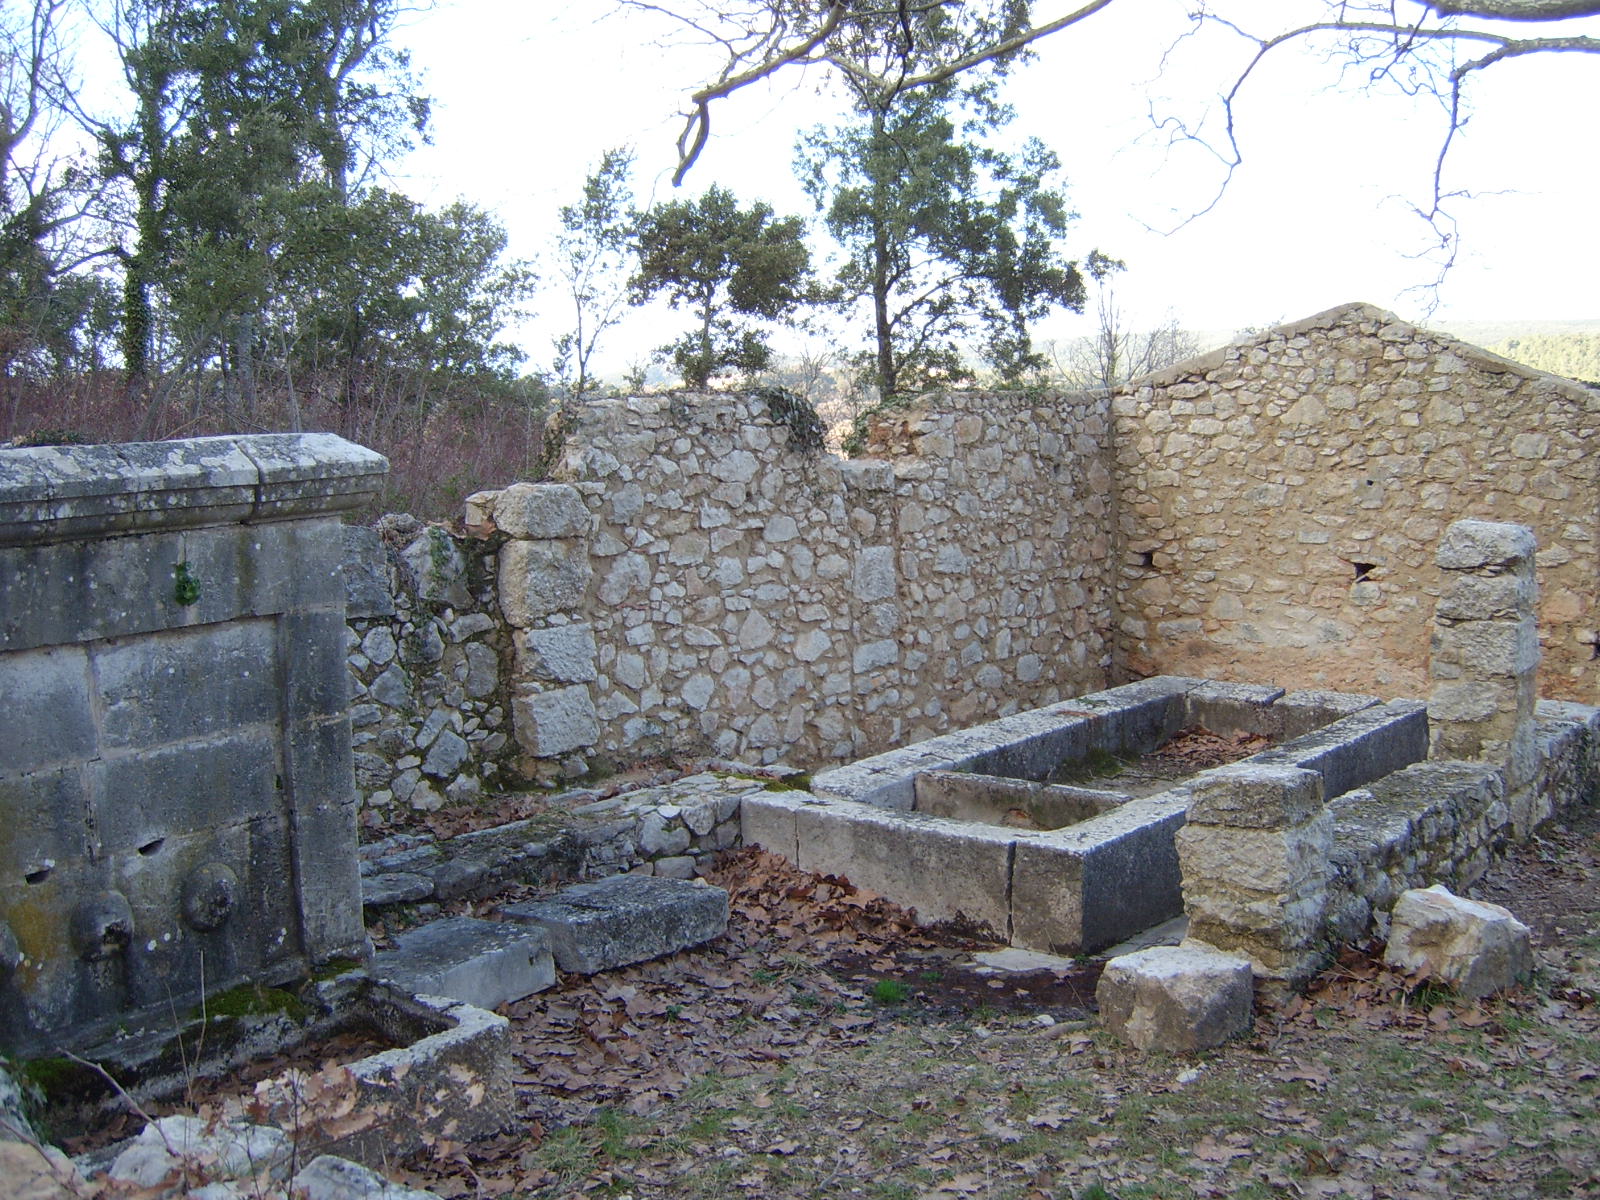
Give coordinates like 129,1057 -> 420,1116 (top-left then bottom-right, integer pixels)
374,806 -> 1600,1200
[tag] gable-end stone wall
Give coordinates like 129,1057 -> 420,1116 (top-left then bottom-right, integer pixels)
472,389 -> 1116,773
1112,302 -> 1599,702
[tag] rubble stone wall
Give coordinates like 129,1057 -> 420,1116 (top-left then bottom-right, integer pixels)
1113,302 -> 1599,703
481,389 -> 1117,772
342,518 -> 518,814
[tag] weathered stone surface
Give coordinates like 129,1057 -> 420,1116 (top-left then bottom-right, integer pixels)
492,483 -> 590,539
521,624 -> 598,683
1113,303 -> 1597,703
1096,943 -> 1253,1052
1435,519 -> 1537,572
373,918 -> 555,1010
1186,764 -> 1324,830
362,871 -> 434,906
0,1064 -> 34,1143
107,1115 -> 290,1187
1383,884 -> 1533,998
0,1140 -> 83,1199
401,528 -> 471,609
294,1156 -> 444,1200
498,539 -> 589,627
342,525 -> 395,619
501,875 -> 729,973
513,685 -> 600,758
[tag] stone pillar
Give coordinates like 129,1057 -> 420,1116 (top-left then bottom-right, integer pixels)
469,482 -> 600,780
1175,763 -> 1333,987
1427,520 -> 1540,826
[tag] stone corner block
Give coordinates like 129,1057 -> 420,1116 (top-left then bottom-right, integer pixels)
1096,942 -> 1254,1053
521,623 -> 599,683
1382,884 -> 1532,999
498,538 -> 590,627
494,482 -> 590,539
501,875 -> 729,974
1436,520 -> 1536,572
1185,764 -> 1325,829
372,917 -> 555,1010
514,684 -> 600,758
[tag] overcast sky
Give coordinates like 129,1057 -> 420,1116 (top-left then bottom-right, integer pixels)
393,1 -> 1599,372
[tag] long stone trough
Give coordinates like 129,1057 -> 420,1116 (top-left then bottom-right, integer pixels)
742,677 -> 1429,954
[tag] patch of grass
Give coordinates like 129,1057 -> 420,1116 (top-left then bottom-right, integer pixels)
870,979 -> 911,1005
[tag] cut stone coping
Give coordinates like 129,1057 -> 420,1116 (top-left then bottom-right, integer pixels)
761,679 -> 1424,956
500,874 -> 730,974
371,917 -> 555,1011
0,433 -> 388,545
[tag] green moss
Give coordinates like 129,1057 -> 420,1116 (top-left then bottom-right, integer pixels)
310,956 -> 363,982
191,983 -> 310,1024
12,1055 -> 112,1104
763,773 -> 814,793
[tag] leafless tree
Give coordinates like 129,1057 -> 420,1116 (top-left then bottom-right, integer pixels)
1050,252 -> 1200,393
622,1 -> 1600,273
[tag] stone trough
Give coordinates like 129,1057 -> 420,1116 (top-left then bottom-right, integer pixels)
742,677 -> 1429,954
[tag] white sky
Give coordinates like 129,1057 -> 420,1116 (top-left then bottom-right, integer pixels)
220,3 -> 1600,371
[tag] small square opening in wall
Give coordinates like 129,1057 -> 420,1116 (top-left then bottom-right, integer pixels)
1353,562 -> 1375,583
1135,550 -> 1155,569
1591,640 -> 1600,661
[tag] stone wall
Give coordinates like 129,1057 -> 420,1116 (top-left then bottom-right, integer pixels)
343,516 -> 518,814
1113,302 -> 1599,703
471,389 -> 1116,774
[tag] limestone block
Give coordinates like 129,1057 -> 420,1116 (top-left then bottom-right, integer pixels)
1429,619 -> 1540,678
294,1156 -> 444,1200
374,917 -> 555,1010
341,525 -> 395,618
1435,573 -> 1539,623
401,528 -> 470,609
109,1115 -> 290,1187
1096,943 -> 1253,1053
1176,811 -> 1333,895
0,1140 -> 82,1199
795,803 -> 1014,935
498,539 -> 589,626
520,623 -> 598,683
1383,884 -> 1532,998
853,545 -> 897,602
501,875 -> 729,973
1185,764 -> 1324,830
513,685 -> 600,757
492,482 -> 589,538
1435,520 -> 1536,572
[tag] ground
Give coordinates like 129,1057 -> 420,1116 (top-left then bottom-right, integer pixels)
375,807 -> 1600,1200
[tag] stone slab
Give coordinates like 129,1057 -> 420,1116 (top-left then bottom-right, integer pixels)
500,875 -> 729,974
373,917 -> 554,1010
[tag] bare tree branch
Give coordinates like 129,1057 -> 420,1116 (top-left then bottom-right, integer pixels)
1426,1 -> 1600,18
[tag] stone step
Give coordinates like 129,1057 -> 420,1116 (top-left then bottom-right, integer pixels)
371,917 -> 554,1010
500,875 -> 729,975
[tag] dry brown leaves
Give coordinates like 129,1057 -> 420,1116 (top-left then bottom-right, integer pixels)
1148,725 -> 1273,773
501,851 -> 932,1123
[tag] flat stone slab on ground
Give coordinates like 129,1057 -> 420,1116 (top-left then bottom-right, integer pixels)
372,917 -> 554,1010
500,875 -> 729,974
1096,942 -> 1254,1053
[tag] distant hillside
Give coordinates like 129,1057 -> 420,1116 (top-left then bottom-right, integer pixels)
1425,318 -> 1600,348
1469,331 -> 1600,384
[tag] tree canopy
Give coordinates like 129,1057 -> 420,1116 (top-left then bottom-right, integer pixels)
631,184 -> 811,388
